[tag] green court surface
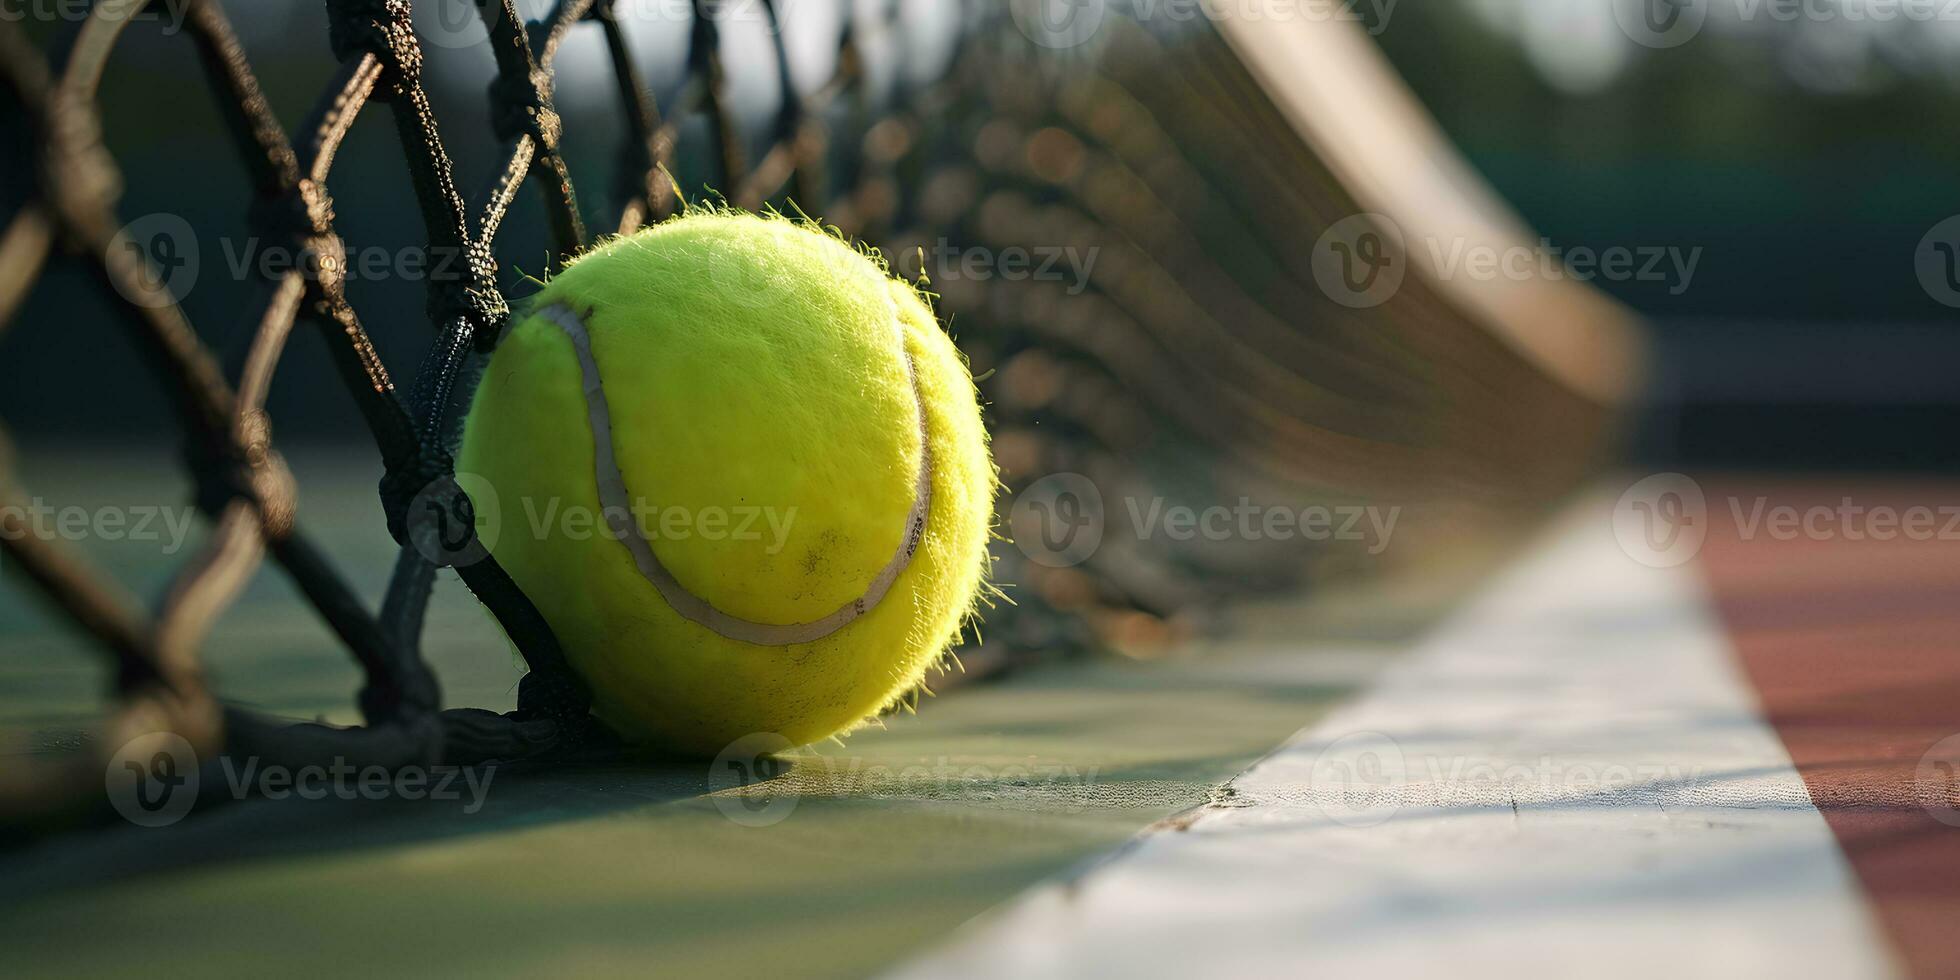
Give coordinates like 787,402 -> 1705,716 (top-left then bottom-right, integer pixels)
0,450 -> 1484,977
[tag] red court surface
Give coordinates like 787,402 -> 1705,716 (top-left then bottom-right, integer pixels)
1702,478 -> 1960,980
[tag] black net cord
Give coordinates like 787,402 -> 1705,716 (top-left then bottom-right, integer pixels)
0,0 -> 968,817
0,0 -> 1621,825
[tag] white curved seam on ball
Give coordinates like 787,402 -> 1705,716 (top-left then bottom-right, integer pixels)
534,301 -> 933,647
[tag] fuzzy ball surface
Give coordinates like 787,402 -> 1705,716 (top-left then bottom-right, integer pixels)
459,213 -> 994,756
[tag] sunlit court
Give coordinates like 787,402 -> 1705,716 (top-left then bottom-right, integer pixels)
3,2 -> 1958,977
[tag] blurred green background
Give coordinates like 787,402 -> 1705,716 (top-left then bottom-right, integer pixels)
1373,1 -> 1960,468
4,0 -> 1956,453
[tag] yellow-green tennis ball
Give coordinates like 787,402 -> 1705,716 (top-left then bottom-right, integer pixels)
458,212 -> 994,757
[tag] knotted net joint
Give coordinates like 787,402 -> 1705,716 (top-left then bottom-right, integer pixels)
38,91 -> 123,245
325,0 -> 423,95
379,446 -> 459,547
487,67 -> 562,147
248,183 -> 351,289
419,238 -> 509,348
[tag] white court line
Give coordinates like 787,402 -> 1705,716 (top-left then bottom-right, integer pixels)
890,496 -> 1900,979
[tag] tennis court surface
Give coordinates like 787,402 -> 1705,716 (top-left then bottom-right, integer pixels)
5,474 -> 1958,978
5,2 -> 1958,977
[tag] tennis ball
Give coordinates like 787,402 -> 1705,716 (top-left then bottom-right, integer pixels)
458,212 -> 994,757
